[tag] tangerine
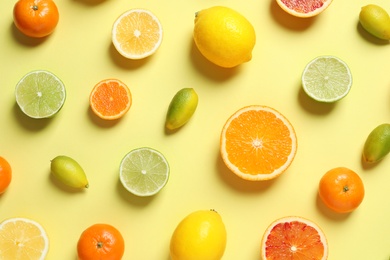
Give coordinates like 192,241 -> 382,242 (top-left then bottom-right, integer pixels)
0,157 -> 12,194
89,79 -> 132,120
77,223 -> 125,260
13,0 -> 59,38
318,167 -> 365,213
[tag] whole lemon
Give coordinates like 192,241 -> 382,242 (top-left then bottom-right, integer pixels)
193,6 -> 256,68
170,209 -> 227,260
359,4 -> 390,40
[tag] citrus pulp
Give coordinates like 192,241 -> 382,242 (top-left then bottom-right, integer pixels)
261,216 -> 328,260
302,55 -> 352,102
15,70 -> 66,119
220,105 -> 297,181
276,0 -> 333,18
119,147 -> 169,196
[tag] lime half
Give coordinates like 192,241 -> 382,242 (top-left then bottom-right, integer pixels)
302,56 -> 352,102
15,70 -> 66,119
119,147 -> 169,196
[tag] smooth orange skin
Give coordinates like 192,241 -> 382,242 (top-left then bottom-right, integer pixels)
318,167 -> 365,213
13,0 -> 59,38
0,157 -> 12,194
77,224 -> 125,260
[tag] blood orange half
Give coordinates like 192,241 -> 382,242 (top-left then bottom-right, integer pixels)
261,216 -> 328,260
276,0 -> 333,18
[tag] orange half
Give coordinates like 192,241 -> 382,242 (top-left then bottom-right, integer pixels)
261,216 -> 328,260
276,0 -> 333,18
112,9 -> 163,59
220,105 -> 297,181
89,79 -> 132,120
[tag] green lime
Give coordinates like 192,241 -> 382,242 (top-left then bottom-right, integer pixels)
119,147 -> 169,197
363,123 -> 390,163
15,70 -> 66,119
359,4 -> 390,40
165,88 -> 198,130
51,155 -> 89,189
301,56 -> 352,103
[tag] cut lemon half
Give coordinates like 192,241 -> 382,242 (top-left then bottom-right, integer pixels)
302,55 -> 352,103
261,216 -> 328,260
220,105 -> 297,181
0,217 -> 49,260
15,70 -> 66,119
112,9 -> 163,59
119,147 -> 169,196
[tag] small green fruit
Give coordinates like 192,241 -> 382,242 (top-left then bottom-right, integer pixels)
51,155 -> 89,188
359,4 -> 390,40
363,123 -> 390,163
165,88 -> 198,130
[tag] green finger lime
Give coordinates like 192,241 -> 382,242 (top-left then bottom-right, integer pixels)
363,123 -> 390,163
50,155 -> 89,189
165,88 -> 198,130
359,4 -> 390,40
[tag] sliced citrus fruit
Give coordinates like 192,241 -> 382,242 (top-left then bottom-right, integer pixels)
89,79 -> 132,120
0,217 -> 49,260
119,147 -> 169,197
302,55 -> 352,103
261,216 -> 328,260
276,0 -> 333,18
112,8 -> 163,59
15,70 -> 66,119
220,105 -> 297,181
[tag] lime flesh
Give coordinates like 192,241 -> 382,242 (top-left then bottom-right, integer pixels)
119,147 -> 169,196
302,56 -> 352,103
15,70 -> 66,119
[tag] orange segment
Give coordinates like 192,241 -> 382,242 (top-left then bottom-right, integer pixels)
220,105 -> 297,181
112,9 -> 163,59
261,216 -> 328,260
89,79 -> 132,120
276,0 -> 333,18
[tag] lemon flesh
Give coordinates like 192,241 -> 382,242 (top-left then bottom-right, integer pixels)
193,6 -> 256,68
165,88 -> 198,130
51,156 -> 89,189
15,70 -> 66,119
363,123 -> 390,163
170,209 -> 227,260
359,4 -> 390,40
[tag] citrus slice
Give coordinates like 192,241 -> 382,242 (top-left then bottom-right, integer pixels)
302,55 -> 352,102
112,8 -> 163,59
89,79 -> 132,120
261,216 -> 328,260
119,147 -> 169,196
220,105 -> 297,181
0,217 -> 49,260
276,0 -> 333,18
15,70 -> 66,119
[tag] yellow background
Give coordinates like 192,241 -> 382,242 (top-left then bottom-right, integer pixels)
1,0 -> 390,259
